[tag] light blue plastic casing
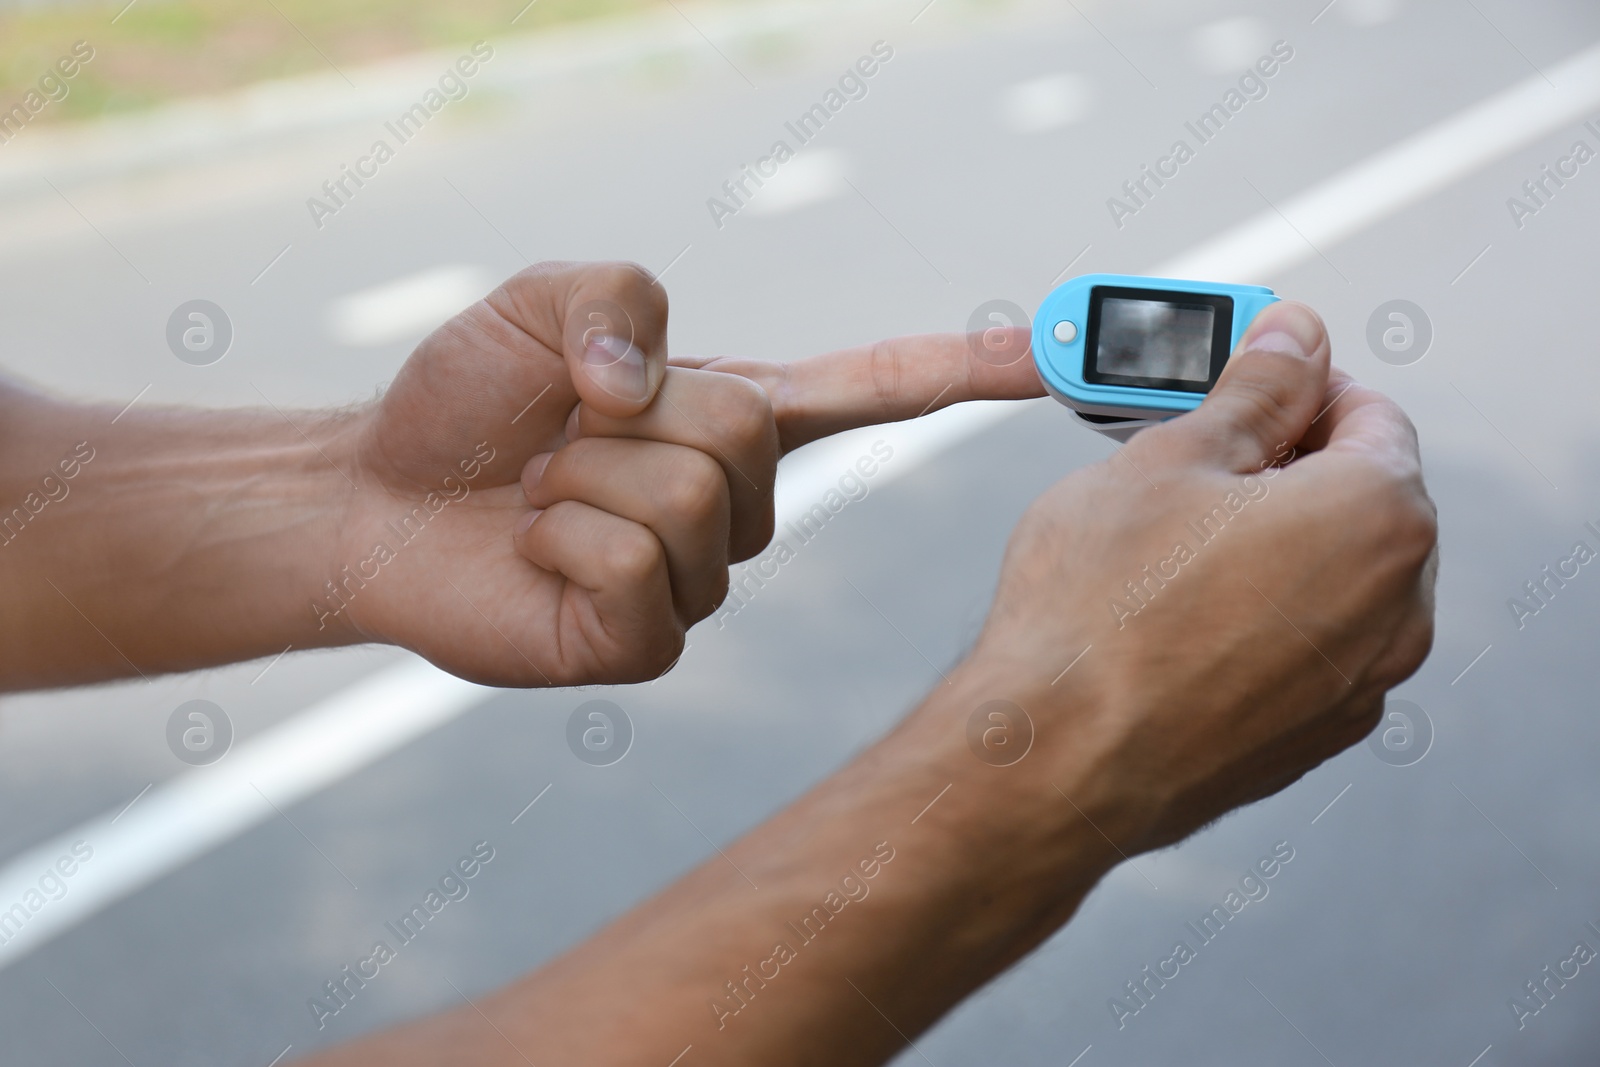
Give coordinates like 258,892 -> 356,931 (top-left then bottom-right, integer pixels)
1033,274 -> 1279,428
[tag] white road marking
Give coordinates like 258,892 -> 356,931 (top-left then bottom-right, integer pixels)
1161,38 -> 1600,284
998,73 -> 1092,134
0,661 -> 489,970
1335,0 -> 1402,28
1189,17 -> 1271,76
745,148 -> 849,216
7,40 -> 1600,971
327,264 -> 495,347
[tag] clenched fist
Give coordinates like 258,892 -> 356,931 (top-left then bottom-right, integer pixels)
329,261 -> 1044,687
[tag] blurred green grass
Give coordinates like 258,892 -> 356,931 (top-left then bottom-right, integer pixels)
0,0 -> 746,124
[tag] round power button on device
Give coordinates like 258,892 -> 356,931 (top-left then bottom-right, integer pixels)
1052,320 -> 1078,344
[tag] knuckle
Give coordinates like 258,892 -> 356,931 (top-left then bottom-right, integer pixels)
619,627 -> 685,685
1348,694 -> 1386,735
597,261 -> 667,312
1411,613 -> 1437,667
1363,612 -> 1436,697
729,511 -> 776,564
487,261 -> 568,327
527,450 -> 570,501
1325,450 -> 1437,572
1399,498 -> 1439,563
504,260 -> 569,292
706,568 -> 731,615
1223,375 -> 1292,439
1373,392 -> 1420,441
707,376 -> 777,453
522,499 -> 570,544
605,526 -> 664,583
661,451 -> 727,522
1138,416 -> 1215,469
683,570 -> 731,629
1332,694 -> 1387,752
649,628 -> 688,679
537,259 -> 576,277
1371,474 -> 1438,567
1396,615 -> 1437,679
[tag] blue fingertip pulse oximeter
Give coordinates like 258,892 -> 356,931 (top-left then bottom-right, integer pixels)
1033,274 -> 1279,440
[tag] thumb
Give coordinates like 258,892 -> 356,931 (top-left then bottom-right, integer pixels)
1169,300 -> 1331,471
560,262 -> 669,418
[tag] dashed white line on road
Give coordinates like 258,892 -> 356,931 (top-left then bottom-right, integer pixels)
326,264 -> 495,348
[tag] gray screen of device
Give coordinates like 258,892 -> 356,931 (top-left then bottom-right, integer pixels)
1094,298 -> 1215,383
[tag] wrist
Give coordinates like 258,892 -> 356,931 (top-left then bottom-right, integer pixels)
301,407 -> 385,647
877,654 -> 1145,948
0,399 -> 370,686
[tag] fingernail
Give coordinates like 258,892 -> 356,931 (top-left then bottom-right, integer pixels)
1245,303 -> 1321,359
521,452 -> 554,499
1247,330 -> 1307,359
583,333 -> 649,402
516,508 -> 543,536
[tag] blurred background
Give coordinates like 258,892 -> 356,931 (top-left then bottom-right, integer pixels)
2,0 -> 1599,1063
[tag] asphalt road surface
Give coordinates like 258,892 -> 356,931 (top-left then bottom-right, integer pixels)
3,0 -> 1600,1064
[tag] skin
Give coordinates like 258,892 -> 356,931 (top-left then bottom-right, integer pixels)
0,262 -> 1437,1064
0,262 -> 1040,690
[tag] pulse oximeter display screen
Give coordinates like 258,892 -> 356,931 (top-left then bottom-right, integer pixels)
1082,286 -> 1234,394
1098,299 -> 1213,382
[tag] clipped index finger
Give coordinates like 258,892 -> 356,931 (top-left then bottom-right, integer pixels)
673,328 -> 1045,454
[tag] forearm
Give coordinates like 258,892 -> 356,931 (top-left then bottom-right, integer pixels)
303,660 -> 1124,1066
0,380 -> 361,689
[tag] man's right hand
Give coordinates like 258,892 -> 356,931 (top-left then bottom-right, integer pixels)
957,300 -> 1437,856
